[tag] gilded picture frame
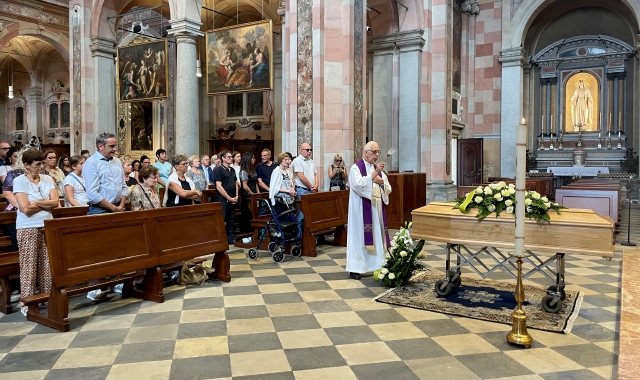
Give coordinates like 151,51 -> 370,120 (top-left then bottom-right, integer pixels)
117,39 -> 169,102
206,20 -> 274,96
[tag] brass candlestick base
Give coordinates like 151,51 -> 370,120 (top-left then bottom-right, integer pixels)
506,256 -> 533,348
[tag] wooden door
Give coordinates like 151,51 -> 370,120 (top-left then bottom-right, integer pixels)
457,138 -> 483,186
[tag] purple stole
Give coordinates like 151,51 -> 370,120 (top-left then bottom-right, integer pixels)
355,159 -> 391,250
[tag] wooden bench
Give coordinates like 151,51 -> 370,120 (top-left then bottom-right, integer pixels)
21,203 -> 230,331
0,206 -> 89,314
297,190 -> 349,257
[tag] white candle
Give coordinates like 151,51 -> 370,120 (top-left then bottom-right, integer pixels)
551,116 -> 554,133
609,113 -> 612,131
599,131 -> 601,138
619,131 -> 621,139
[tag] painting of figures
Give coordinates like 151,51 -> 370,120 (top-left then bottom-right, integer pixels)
206,20 -> 273,95
117,40 -> 168,102
130,102 -> 153,151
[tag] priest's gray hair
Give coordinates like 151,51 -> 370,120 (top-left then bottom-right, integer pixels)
364,141 -> 378,152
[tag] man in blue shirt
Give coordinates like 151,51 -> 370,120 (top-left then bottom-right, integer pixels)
153,148 -> 172,188
0,141 -> 11,166
84,132 -> 127,215
256,148 -> 278,193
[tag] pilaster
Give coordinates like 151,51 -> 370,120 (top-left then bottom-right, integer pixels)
27,85 -> 43,139
90,36 -> 116,138
168,18 -> 203,156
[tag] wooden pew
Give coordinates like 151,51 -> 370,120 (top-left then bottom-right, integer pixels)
386,173 -> 427,229
21,203 -> 229,331
0,206 -> 89,314
200,189 -> 217,204
297,190 -> 349,257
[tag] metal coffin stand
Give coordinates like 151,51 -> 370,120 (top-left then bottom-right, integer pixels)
411,202 -> 615,313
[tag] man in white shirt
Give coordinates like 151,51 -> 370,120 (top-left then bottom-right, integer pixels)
291,142 -> 318,198
200,155 -> 214,186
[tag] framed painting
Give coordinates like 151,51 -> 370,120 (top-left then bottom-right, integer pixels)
564,72 -> 599,132
117,39 -> 169,102
206,20 -> 274,95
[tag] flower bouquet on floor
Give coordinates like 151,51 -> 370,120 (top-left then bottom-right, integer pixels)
453,181 -> 565,224
373,223 -> 426,287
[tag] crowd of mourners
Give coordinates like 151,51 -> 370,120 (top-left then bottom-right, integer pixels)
0,133 -> 351,316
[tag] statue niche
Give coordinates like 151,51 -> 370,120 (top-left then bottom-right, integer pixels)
564,72 -> 599,132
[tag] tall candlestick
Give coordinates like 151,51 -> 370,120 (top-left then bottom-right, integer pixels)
600,112 -> 602,131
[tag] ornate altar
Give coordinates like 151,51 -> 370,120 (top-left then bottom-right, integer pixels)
530,35 -> 635,172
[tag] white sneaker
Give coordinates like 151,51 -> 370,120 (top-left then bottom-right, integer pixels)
87,289 -> 104,301
242,237 -> 252,244
113,284 -> 124,294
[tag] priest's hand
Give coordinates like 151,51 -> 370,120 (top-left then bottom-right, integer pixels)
373,176 -> 384,185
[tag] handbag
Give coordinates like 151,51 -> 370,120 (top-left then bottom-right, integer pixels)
176,263 -> 208,285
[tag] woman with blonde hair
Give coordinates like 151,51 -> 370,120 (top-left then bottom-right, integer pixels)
185,155 -> 207,192
121,156 -> 138,187
328,154 -> 348,190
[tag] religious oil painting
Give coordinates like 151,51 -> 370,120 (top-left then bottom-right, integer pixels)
129,101 -> 153,151
564,72 -> 599,132
206,20 -> 274,95
117,39 -> 168,102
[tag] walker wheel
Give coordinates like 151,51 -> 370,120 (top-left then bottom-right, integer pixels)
273,250 -> 284,263
247,248 -> 258,260
435,279 -> 452,297
546,285 -> 566,301
291,245 -> 302,257
268,242 -> 278,253
541,294 -> 563,313
448,271 -> 462,288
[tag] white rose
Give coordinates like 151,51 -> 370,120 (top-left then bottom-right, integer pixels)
378,273 -> 385,279
554,203 -> 559,206
501,189 -> 509,197
532,192 -> 541,200
526,206 -> 532,212
506,206 -> 514,214
476,186 -> 483,194
508,183 -> 515,189
475,196 -> 483,204
419,252 -> 427,259
388,273 -> 396,280
381,268 -> 389,274
392,236 -> 397,242
541,196 -> 548,202
508,188 -> 516,195
544,202 -> 551,209
494,194 -> 503,201
498,181 -> 507,189
400,251 -> 408,257
505,199 -> 513,206
525,198 -> 532,205
487,204 -> 496,212
484,187 -> 493,195
384,253 -> 391,259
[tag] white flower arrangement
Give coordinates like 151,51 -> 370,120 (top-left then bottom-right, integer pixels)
374,223 -> 426,287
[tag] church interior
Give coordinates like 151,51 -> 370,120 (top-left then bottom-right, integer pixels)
0,0 -> 638,378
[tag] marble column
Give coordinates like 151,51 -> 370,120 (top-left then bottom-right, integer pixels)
398,31 -> 425,173
498,47 -> 525,178
90,37 -> 116,138
169,18 -> 203,156
273,51 -> 283,153
370,48 -> 393,166
27,83 -> 43,139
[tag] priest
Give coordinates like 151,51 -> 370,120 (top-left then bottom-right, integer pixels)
346,141 -> 392,280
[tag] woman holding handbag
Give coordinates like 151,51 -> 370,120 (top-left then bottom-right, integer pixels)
130,166 -> 161,210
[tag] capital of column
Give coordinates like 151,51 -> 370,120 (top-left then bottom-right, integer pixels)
27,86 -> 43,99
499,47 -> 526,67
168,18 -> 204,39
90,36 -> 116,59
368,29 -> 425,53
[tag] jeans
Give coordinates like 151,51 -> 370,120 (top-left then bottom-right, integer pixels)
218,196 -> 236,242
88,206 -> 109,215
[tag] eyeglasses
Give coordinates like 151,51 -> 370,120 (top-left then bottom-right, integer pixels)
366,150 -> 381,155
47,156 -> 57,160
0,147 -> 10,150
302,148 -> 313,152
335,159 -> 342,162
179,162 -> 188,166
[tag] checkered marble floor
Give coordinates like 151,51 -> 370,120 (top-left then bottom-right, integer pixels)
1,205 -> 635,380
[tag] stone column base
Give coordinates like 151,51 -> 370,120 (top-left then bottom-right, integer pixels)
426,180 -> 457,203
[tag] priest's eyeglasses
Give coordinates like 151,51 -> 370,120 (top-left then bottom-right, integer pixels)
366,150 -> 381,155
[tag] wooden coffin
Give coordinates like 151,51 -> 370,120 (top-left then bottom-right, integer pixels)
411,202 -> 615,258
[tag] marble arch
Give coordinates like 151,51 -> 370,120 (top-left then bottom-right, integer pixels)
507,0 -> 640,49
0,29 -> 69,65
